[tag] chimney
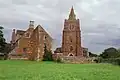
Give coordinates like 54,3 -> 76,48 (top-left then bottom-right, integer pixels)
11,29 -> 16,43
29,21 -> 34,28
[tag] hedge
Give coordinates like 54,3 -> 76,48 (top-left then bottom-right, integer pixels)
98,58 -> 120,66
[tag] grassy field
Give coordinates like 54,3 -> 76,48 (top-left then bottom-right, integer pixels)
0,60 -> 120,80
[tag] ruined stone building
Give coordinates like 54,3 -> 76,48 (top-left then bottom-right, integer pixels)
9,21 -> 52,60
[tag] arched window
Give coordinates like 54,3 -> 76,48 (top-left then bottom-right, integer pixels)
43,35 -> 47,40
69,54 -> 73,56
70,46 -> 73,51
70,37 -> 72,42
45,36 -> 47,39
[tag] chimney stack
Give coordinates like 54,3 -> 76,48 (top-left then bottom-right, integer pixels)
29,21 -> 34,28
11,29 -> 16,44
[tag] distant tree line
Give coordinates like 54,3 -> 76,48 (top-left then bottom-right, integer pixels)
91,47 -> 120,65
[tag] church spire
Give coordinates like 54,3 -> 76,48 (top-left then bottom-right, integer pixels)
68,6 -> 76,20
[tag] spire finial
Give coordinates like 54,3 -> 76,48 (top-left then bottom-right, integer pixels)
68,6 -> 76,20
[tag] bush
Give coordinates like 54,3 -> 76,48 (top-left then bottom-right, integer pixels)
56,57 -> 62,63
43,50 -> 53,61
93,59 -> 99,63
99,58 -> 120,66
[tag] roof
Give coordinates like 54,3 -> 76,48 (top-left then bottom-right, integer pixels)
36,25 -> 53,40
16,30 -> 26,35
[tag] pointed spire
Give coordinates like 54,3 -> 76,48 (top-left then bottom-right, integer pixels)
68,6 -> 76,20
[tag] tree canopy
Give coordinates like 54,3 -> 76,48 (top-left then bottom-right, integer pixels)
100,47 -> 120,58
43,43 -> 53,61
89,52 -> 98,57
0,26 -> 6,53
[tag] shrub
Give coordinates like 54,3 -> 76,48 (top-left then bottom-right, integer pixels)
93,59 -> 98,63
43,50 -> 53,61
99,58 -> 120,66
56,57 -> 62,63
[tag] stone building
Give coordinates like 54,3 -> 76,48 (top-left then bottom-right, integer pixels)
53,47 -> 89,60
62,7 -> 83,57
9,21 -> 52,61
27,25 -> 52,61
53,7 -> 89,63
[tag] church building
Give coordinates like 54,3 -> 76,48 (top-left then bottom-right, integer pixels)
8,7 -> 89,62
53,7 -> 89,60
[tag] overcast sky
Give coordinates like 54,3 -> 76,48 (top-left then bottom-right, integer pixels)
0,0 -> 120,54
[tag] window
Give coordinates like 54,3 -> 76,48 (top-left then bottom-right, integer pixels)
23,48 -> 27,52
44,35 -> 47,40
69,36 -> 72,42
45,36 -> 47,39
70,46 -> 73,51
69,54 -> 73,56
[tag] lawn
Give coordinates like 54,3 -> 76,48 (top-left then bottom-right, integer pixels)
0,60 -> 120,80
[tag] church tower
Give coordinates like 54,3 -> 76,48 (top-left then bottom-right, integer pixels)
62,7 -> 83,57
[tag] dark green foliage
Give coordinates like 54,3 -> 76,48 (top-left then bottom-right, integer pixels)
56,57 -> 62,63
0,54 -> 4,60
43,43 -> 53,61
0,53 -> 8,60
4,43 -> 11,54
89,52 -> 98,57
0,26 -> 6,53
100,47 -> 120,58
0,26 -> 10,60
93,59 -> 99,63
98,58 -> 120,66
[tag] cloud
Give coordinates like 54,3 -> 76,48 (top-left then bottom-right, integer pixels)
0,0 -> 120,53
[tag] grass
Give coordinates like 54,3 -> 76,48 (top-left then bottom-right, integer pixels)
0,60 -> 120,80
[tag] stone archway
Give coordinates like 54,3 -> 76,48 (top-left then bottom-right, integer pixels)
68,53 -> 74,57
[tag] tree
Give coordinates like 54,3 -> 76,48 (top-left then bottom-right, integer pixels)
43,43 -> 53,61
89,52 -> 98,57
0,26 -> 6,53
100,47 -> 120,58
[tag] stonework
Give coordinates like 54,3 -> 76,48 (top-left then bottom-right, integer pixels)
53,7 -> 90,63
9,7 -> 89,63
9,21 -> 52,61
62,7 -> 83,57
28,25 -> 52,61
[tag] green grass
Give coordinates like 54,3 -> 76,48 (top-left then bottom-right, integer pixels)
0,60 -> 120,80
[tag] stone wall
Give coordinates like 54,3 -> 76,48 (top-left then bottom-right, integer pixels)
53,53 -> 95,64
8,54 -> 28,60
61,56 -> 95,64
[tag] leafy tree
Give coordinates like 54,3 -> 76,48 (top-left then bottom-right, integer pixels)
0,26 -> 6,53
100,47 -> 120,58
43,43 -> 53,61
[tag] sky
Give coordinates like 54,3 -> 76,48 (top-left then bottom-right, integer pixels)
0,0 -> 120,54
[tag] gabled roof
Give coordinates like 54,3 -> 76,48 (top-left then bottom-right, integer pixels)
36,25 -> 53,40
